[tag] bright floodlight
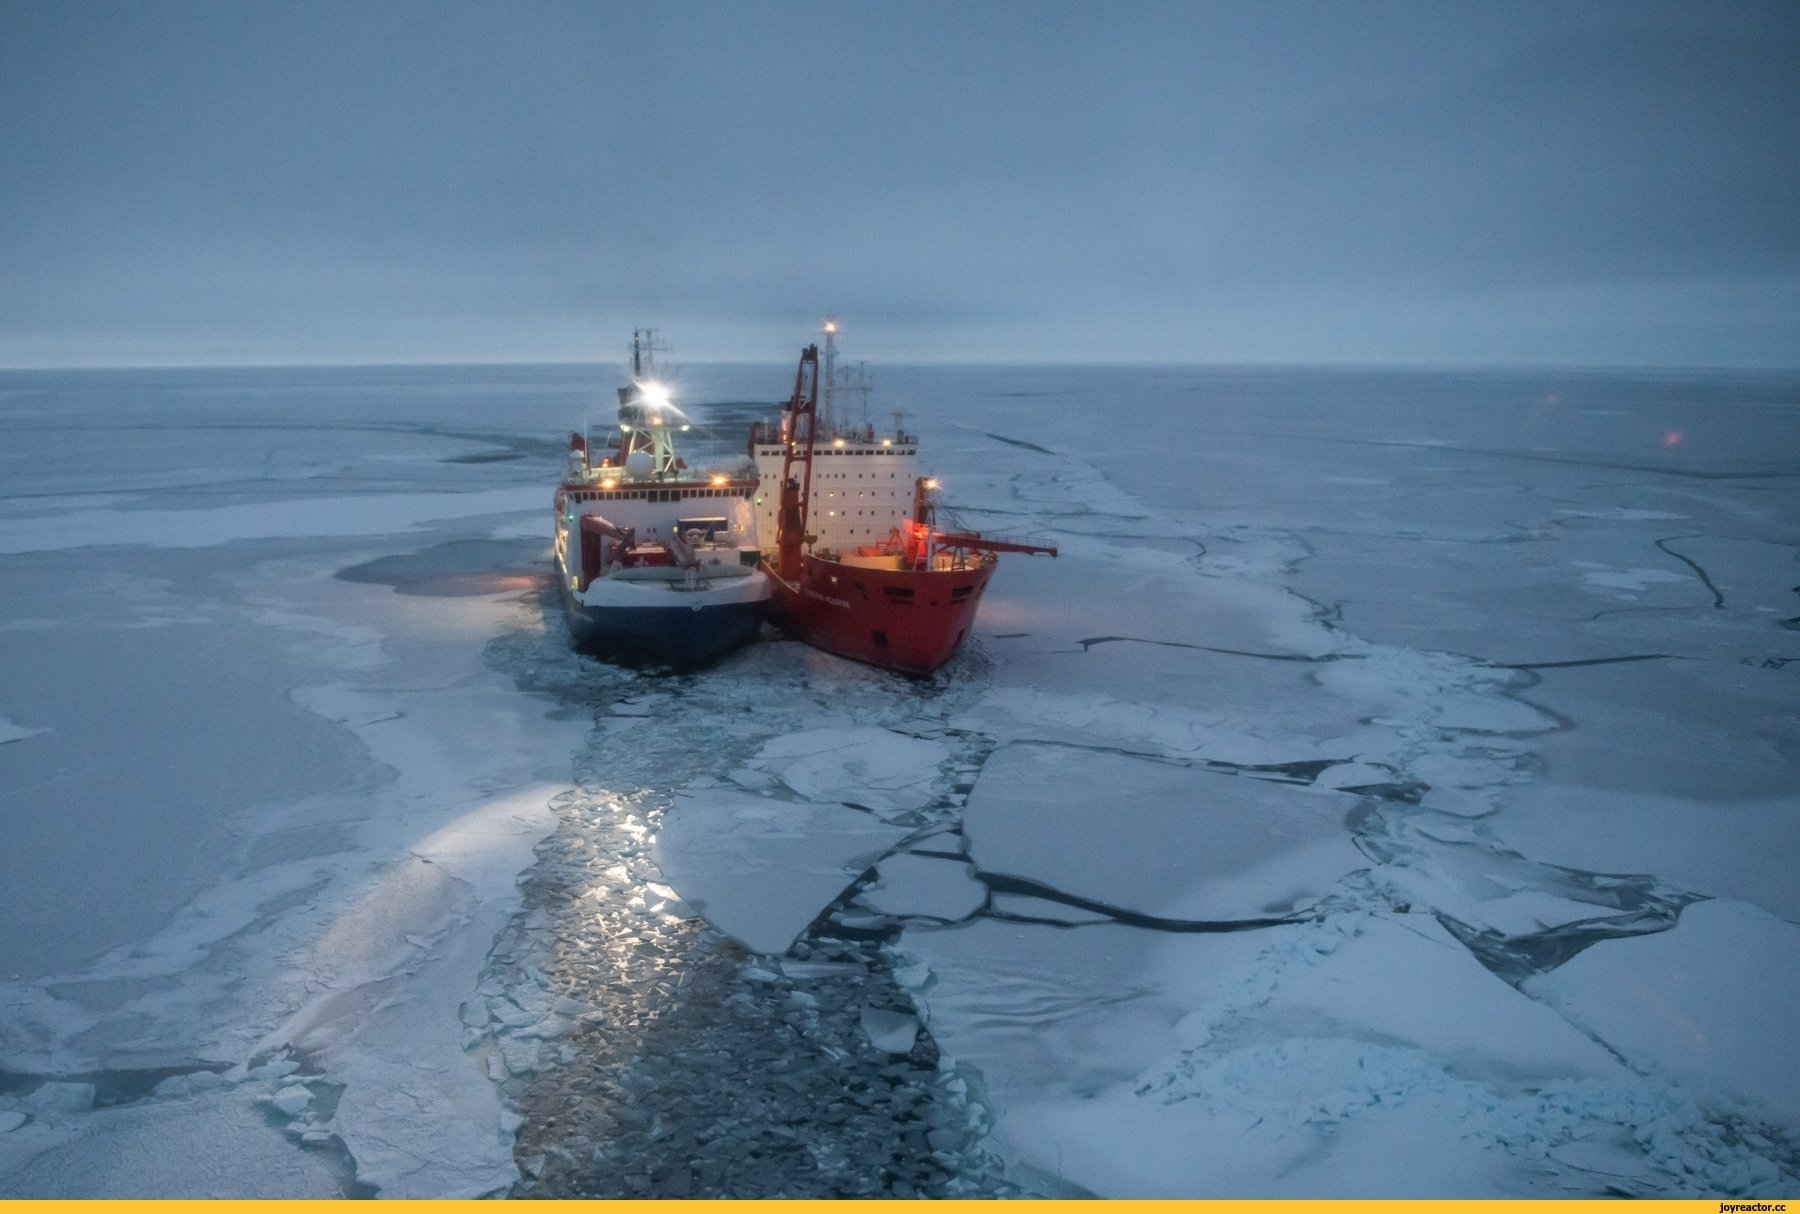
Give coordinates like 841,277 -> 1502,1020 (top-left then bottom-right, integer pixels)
634,380 -> 690,420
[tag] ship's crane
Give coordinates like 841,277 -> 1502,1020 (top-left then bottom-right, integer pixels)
933,532 -> 1059,557
775,344 -> 821,582
906,476 -> 1057,565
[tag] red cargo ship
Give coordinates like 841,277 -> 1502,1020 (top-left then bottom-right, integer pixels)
749,326 -> 1055,676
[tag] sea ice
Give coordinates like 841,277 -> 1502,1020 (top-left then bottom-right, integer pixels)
7,363 -> 1796,1198
0,487 -> 543,554
652,789 -> 909,954
860,1006 -> 920,1055
747,727 -> 950,818
1525,898 -> 1800,1134
859,853 -> 987,922
270,1085 -> 311,1117
1495,787 -> 1800,922
964,742 -> 1366,921
0,715 -> 44,745
20,1083 -> 96,1116
0,1081 -> 346,1198
932,913 -> 1769,1197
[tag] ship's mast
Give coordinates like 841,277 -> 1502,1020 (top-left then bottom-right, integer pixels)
616,328 -> 681,476
821,320 -> 838,436
629,328 -> 668,379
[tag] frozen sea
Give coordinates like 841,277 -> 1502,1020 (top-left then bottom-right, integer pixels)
0,361 -> 1796,1197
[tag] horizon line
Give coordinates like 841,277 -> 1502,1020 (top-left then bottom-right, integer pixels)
4,356 -> 1799,377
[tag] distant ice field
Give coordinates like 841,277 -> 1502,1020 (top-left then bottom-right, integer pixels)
0,361 -> 1794,1197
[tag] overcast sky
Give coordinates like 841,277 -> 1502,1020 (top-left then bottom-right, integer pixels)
2,0 -> 1796,368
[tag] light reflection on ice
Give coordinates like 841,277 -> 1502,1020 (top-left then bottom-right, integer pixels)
651,789 -> 908,955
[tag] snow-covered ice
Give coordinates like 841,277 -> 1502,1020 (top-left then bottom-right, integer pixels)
2,362 -> 1795,1197
1526,898 -> 1800,1133
0,367 -> 588,1197
965,742 -> 1367,921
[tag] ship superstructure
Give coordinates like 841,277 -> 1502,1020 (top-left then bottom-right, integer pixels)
749,324 -> 1056,675
554,331 -> 768,668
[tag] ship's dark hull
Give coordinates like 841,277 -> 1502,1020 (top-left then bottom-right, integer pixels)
765,552 -> 996,676
558,578 -> 767,670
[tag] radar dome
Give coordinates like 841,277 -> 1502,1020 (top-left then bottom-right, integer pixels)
625,450 -> 654,478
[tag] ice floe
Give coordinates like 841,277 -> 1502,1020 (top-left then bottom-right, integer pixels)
860,852 -> 988,922
1525,898 -> 1800,1134
964,742 -> 1366,921
746,727 -> 950,818
652,789 -> 909,954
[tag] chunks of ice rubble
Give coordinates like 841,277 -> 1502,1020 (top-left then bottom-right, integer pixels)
271,1084 -> 312,1117
966,743 -> 1366,920
0,1110 -> 24,1133
860,1006 -> 920,1055
860,853 -> 987,921
652,789 -> 908,954
748,727 -> 949,817
0,1082 -> 350,1197
1525,898 -> 1800,1134
1359,811 -> 1651,938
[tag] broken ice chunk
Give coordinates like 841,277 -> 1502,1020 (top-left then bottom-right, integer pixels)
861,1006 -> 920,1055
1312,761 -> 1392,790
749,727 -> 950,817
652,788 -> 908,954
861,853 -> 987,921
272,1084 -> 312,1117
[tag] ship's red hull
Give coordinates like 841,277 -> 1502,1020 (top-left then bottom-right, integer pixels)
765,551 -> 997,676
